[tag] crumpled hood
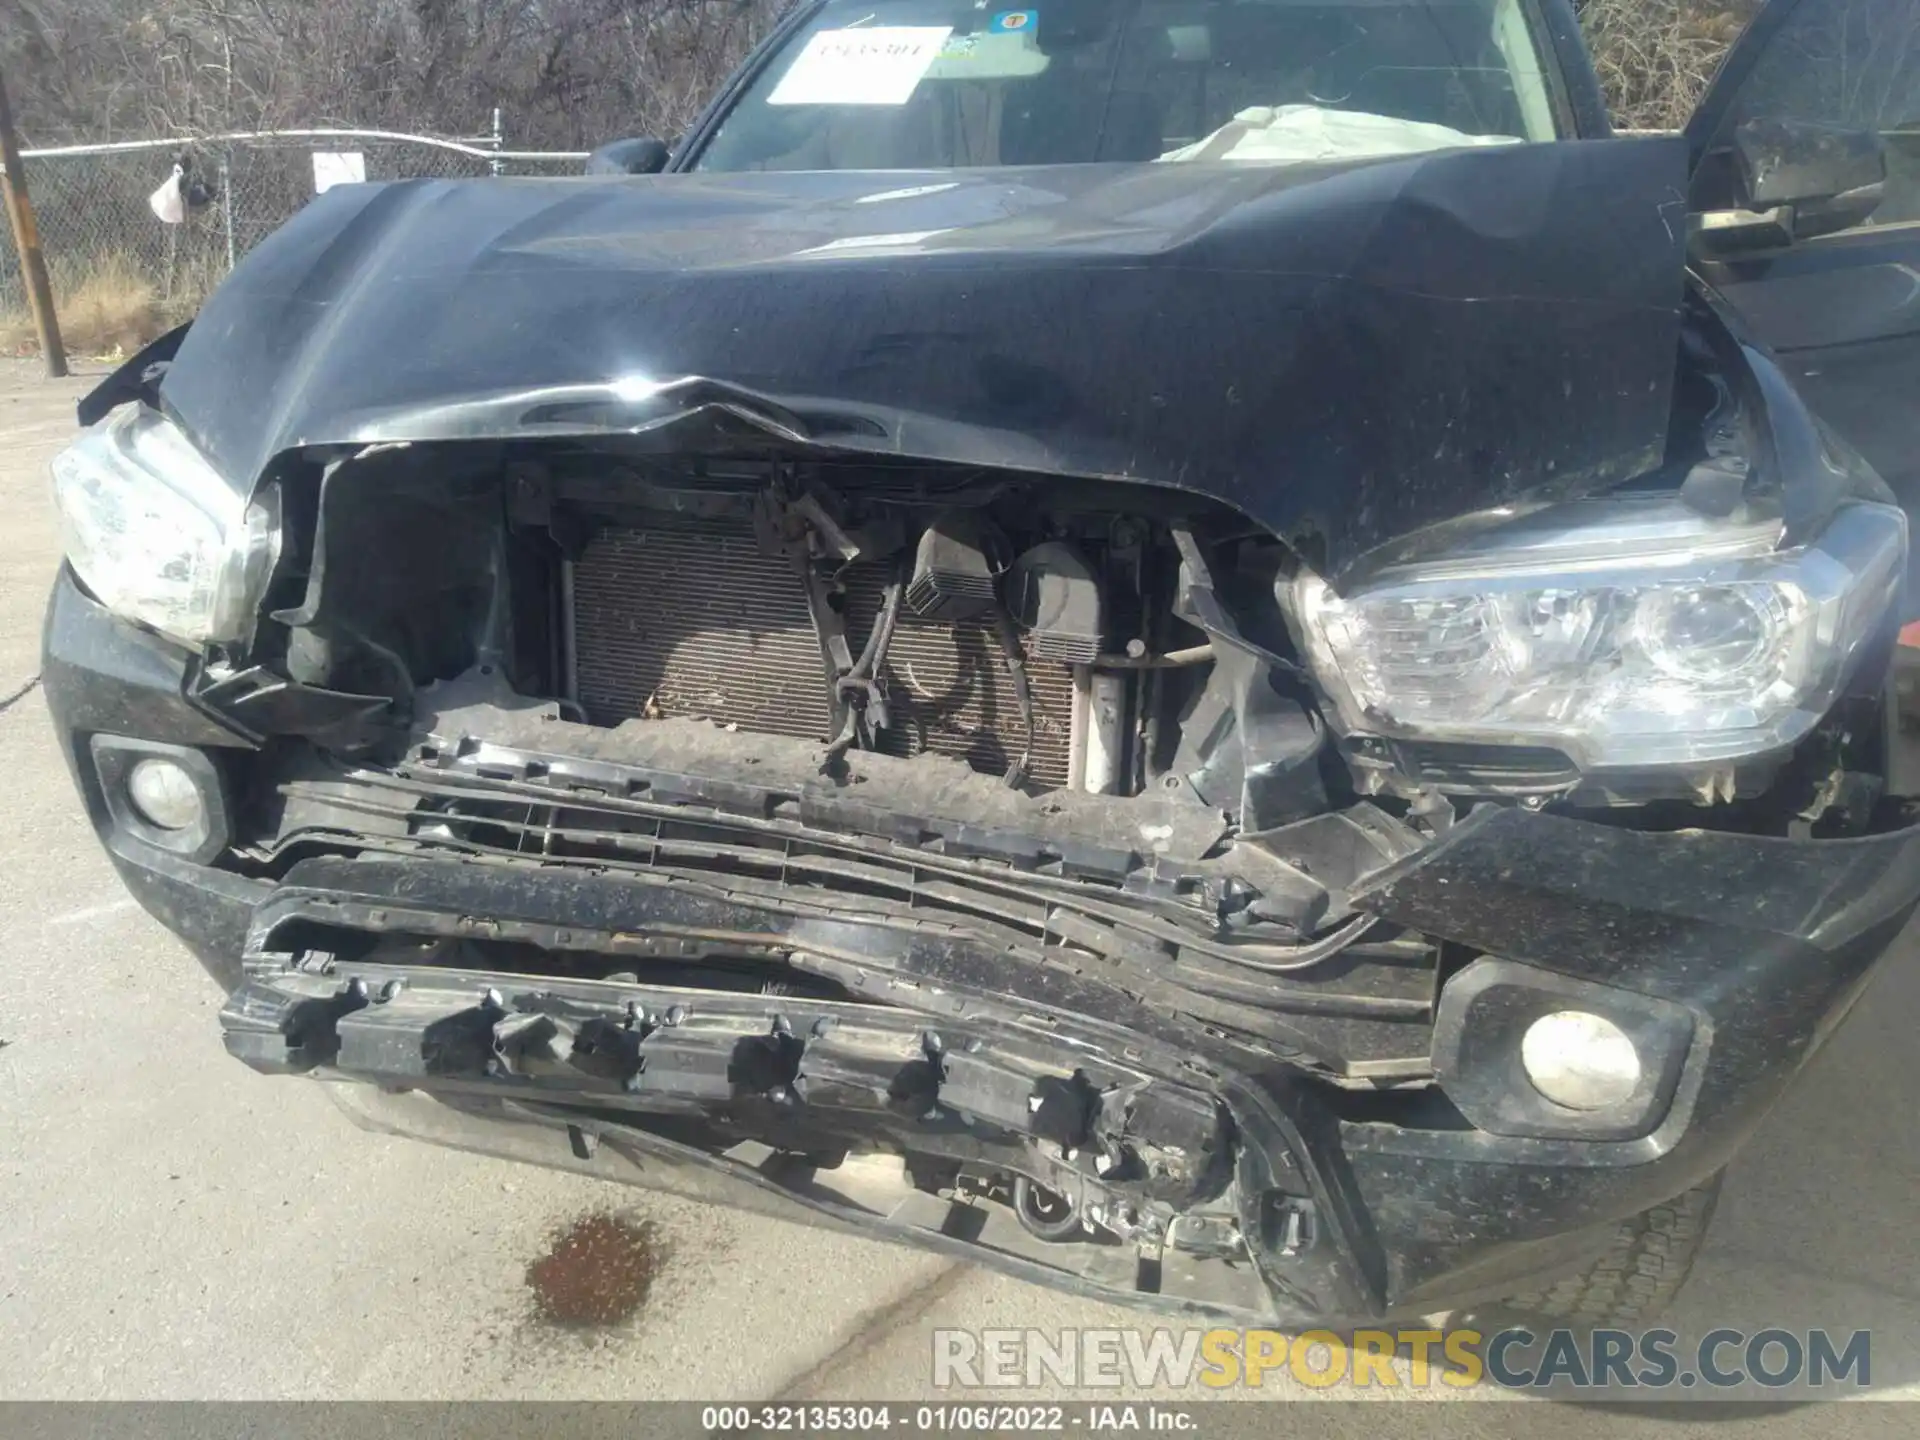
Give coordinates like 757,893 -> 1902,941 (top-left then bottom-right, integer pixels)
156,139 -> 1690,574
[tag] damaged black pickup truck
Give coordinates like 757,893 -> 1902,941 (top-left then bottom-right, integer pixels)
42,0 -> 1920,1325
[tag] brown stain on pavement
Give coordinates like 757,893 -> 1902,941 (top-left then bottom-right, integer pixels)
524,1212 -> 665,1328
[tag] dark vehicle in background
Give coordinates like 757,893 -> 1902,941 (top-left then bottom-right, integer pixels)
42,0 -> 1920,1325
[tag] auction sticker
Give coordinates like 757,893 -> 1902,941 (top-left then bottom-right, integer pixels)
767,26 -> 954,106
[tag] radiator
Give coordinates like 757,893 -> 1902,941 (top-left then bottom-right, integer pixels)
569,518 -> 1078,788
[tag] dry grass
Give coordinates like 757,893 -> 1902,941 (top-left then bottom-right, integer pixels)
1582,0 -> 1756,131
0,251 -> 179,361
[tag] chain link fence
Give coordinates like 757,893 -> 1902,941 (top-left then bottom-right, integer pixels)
0,130 -> 586,356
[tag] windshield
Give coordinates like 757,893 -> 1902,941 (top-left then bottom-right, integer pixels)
692,0 -> 1562,171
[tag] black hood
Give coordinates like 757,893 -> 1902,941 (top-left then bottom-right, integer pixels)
153,139 -> 1689,574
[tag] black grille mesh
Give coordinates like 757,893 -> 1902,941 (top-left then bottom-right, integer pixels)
571,519 -> 1078,788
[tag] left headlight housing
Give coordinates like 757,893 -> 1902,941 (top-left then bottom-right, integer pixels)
1292,497 -> 1906,771
51,404 -> 280,646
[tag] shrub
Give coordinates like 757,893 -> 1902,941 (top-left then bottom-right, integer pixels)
0,250 -> 172,359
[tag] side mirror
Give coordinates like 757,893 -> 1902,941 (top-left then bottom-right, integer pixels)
1691,118 -> 1886,256
585,137 -> 670,176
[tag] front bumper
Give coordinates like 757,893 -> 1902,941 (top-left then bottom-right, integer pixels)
43,567 -> 1920,1322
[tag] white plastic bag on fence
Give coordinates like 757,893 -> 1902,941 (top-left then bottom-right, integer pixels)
148,164 -> 187,224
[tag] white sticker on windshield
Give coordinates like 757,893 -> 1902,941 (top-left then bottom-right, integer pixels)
767,26 -> 954,106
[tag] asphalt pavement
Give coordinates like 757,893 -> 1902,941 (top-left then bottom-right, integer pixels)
2,358 -> 1916,1430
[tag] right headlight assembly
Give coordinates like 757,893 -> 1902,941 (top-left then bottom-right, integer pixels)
1291,497 -> 1906,771
50,403 -> 280,647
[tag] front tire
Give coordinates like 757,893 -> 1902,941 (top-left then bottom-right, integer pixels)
1499,1173 -> 1723,1326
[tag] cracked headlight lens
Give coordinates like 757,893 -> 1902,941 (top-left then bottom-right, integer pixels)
51,404 -> 280,646
1293,497 -> 1906,770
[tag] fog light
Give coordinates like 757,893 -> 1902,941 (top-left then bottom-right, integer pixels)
127,757 -> 204,831
1520,1010 -> 1642,1110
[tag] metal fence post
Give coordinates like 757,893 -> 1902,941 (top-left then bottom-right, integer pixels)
0,65 -> 67,377
220,150 -> 236,271
489,107 -> 505,177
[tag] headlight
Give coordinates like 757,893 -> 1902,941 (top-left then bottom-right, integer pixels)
51,404 -> 280,646
1293,498 -> 1905,770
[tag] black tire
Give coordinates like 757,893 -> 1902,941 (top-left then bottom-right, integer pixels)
1498,1173 -> 1723,1327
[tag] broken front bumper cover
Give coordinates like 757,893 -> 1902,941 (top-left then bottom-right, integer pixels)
218,852 -> 1372,1321
191,797 -> 1920,1325
226,940 -> 1320,1321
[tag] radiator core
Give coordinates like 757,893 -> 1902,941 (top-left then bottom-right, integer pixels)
569,518 -> 1077,788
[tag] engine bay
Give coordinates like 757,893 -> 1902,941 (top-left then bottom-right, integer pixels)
251,444 -> 1353,820
554,461 -> 1322,816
